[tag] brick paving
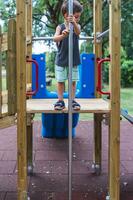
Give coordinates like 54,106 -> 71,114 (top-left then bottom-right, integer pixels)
0,120 -> 133,200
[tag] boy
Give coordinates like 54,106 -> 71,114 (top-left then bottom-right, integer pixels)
53,0 -> 83,110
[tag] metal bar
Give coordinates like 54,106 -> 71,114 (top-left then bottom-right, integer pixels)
97,58 -> 111,97
32,30 -> 109,42
68,0 -> 73,199
26,59 -> 39,96
32,36 -> 94,41
97,29 -> 109,39
121,109 -> 133,124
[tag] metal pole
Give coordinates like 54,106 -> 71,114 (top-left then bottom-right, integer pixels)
97,29 -> 109,39
68,0 -> 73,199
32,36 -> 94,41
32,30 -> 109,42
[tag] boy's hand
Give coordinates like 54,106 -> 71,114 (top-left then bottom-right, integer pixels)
62,29 -> 69,37
67,15 -> 76,24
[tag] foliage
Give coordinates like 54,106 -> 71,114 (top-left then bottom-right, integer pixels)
1,0 -> 132,56
121,60 -> 133,88
121,1 -> 133,59
0,0 -> 16,31
46,51 -> 56,73
0,0 -> 133,87
102,47 -> 133,88
80,40 -> 93,53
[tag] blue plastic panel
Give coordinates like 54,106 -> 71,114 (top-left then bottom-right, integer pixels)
32,53 -> 95,99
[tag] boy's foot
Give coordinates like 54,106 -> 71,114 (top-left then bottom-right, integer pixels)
72,100 -> 81,110
54,100 -> 65,110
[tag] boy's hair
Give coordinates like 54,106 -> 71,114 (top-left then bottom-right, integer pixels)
61,0 -> 83,16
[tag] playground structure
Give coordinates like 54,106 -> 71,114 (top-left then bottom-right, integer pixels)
0,0 -> 122,200
0,19 -> 16,127
31,53 -> 95,138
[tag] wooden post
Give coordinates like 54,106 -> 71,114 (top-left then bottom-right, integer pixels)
0,26 -> 2,118
26,0 -> 33,176
27,0 -> 32,84
7,19 -> 17,115
109,0 -> 121,199
93,0 -> 102,174
16,0 -> 28,199
27,114 -> 34,175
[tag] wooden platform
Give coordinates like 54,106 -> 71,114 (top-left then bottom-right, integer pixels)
27,98 -> 110,114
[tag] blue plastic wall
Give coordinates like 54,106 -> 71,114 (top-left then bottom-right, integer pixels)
32,53 -> 95,99
32,53 -> 95,138
76,53 -> 95,98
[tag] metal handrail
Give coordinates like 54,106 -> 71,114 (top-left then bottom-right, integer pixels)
26,59 -> 39,96
97,58 -> 111,97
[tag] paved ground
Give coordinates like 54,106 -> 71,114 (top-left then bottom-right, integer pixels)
0,120 -> 133,200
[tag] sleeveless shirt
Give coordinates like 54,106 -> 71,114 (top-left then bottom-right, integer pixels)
55,23 -> 81,67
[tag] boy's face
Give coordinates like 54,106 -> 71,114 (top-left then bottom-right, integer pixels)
73,12 -> 81,23
64,12 -> 81,23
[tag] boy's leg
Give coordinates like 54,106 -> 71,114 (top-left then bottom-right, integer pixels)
72,81 -> 76,100
72,67 -> 80,110
57,82 -> 64,100
54,65 -> 67,110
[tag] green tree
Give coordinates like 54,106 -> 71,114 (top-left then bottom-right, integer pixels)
0,1 -> 133,64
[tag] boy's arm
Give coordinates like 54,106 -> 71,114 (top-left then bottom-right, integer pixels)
67,15 -> 81,35
53,26 -> 69,42
73,23 -> 81,35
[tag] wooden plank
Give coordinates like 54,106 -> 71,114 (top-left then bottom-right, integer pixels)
109,0 -> 121,199
93,0 -> 102,96
26,98 -> 110,114
26,0 -> 32,84
26,0 -> 33,179
1,33 -> 8,52
7,19 -> 17,115
16,0 -> 28,199
93,0 -> 102,171
27,114 -> 33,175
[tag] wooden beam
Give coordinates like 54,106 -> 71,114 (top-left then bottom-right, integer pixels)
26,0 -> 32,84
109,0 -> 121,199
26,0 -> 33,177
0,33 -> 8,52
16,0 -> 28,199
7,19 -> 17,115
27,114 -> 34,175
93,0 -> 102,173
26,98 -> 110,114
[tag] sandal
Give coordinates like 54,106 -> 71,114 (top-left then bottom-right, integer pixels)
54,100 -> 65,110
72,100 -> 81,110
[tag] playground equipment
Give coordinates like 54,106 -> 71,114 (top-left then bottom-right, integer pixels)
10,0 -> 121,200
32,53 -> 95,138
0,20 -> 16,128
121,109 -> 133,125
32,53 -> 95,99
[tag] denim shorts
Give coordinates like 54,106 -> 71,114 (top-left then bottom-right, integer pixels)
55,65 -> 79,82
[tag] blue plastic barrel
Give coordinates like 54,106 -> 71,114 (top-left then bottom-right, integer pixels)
41,113 -> 79,138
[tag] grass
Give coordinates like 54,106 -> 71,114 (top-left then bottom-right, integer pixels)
121,88 -> 133,115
